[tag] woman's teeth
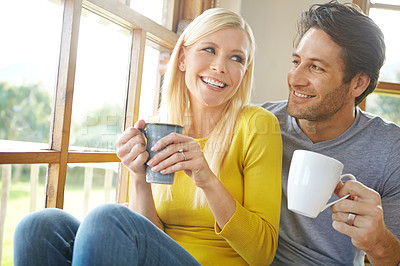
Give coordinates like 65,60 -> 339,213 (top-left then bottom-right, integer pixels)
201,77 -> 226,88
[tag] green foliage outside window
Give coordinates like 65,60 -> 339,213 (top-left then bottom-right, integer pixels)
0,82 -> 52,143
366,93 -> 400,126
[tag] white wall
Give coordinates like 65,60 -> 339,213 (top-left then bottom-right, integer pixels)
218,0 -> 242,13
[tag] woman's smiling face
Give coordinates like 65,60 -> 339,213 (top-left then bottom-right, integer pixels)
178,27 -> 249,109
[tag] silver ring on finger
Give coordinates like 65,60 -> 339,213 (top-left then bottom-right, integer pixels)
346,213 -> 356,226
178,148 -> 187,161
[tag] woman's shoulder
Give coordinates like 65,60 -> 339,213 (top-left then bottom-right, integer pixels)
233,105 -> 281,148
240,105 -> 279,123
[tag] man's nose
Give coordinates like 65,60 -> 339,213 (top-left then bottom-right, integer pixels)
288,65 -> 308,87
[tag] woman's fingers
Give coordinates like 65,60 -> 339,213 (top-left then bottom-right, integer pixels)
150,149 -> 192,173
151,132 -> 192,151
147,140 -> 199,167
146,133 -> 205,174
115,121 -> 149,174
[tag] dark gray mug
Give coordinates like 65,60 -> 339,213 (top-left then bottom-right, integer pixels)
140,123 -> 184,184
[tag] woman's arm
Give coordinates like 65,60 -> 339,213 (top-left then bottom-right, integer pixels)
116,120 -> 161,228
214,107 -> 283,265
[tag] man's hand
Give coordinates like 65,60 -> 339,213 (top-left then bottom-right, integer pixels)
331,180 -> 400,266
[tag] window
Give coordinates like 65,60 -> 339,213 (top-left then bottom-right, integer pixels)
0,0 -> 217,263
354,0 -> 400,125
70,9 -> 131,152
0,0 -> 180,205
0,0 -> 62,148
0,0 -> 181,264
130,0 -> 165,26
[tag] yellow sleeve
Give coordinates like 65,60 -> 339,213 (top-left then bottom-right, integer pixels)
216,106 -> 282,265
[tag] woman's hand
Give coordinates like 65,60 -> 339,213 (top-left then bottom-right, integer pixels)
116,120 -> 159,225
149,132 -> 237,229
147,133 -> 216,189
115,119 -> 148,183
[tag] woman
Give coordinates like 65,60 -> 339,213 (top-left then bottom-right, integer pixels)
14,8 -> 282,266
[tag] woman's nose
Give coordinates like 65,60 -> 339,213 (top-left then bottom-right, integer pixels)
211,57 -> 226,73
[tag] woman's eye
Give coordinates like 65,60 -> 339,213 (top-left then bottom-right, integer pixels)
231,55 -> 244,63
203,47 -> 215,53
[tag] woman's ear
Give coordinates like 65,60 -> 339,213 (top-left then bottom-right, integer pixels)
351,72 -> 370,98
178,46 -> 186,71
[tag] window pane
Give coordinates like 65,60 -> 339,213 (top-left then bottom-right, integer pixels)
63,163 -> 118,220
138,46 -> 170,120
130,0 -> 164,25
369,7 -> 400,83
366,93 -> 400,125
371,0 -> 400,4
69,9 -> 131,152
0,0 -> 62,149
1,164 -> 47,265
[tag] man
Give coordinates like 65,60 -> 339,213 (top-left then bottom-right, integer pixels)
262,1 -> 400,265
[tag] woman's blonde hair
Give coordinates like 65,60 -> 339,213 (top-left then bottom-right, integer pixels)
156,8 -> 256,207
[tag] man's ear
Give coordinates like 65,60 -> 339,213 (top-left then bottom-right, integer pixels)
351,73 -> 370,98
178,46 -> 186,71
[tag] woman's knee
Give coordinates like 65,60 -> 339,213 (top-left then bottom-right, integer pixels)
80,203 -> 155,238
14,208 -> 79,241
82,203 -> 139,227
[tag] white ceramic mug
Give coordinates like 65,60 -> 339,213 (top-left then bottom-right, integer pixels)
287,150 -> 356,218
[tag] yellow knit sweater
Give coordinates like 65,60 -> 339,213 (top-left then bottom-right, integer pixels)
154,106 -> 282,265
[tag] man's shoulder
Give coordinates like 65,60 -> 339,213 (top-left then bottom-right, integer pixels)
258,101 -> 289,122
359,109 -> 400,136
259,100 -> 288,112
239,105 -> 280,126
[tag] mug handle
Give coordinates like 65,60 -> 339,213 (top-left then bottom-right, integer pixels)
138,127 -> 147,136
321,174 -> 356,211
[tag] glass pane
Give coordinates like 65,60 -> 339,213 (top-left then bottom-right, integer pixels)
1,164 -> 47,265
69,9 -> 131,152
369,8 -> 400,83
63,163 -> 119,220
366,93 -> 400,125
130,0 -> 164,25
0,0 -> 62,149
138,46 -> 167,120
371,0 -> 400,4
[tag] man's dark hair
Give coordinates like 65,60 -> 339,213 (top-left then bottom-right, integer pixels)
295,0 -> 386,105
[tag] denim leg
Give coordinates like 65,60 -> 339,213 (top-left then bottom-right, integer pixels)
72,203 -> 200,266
14,208 -> 80,266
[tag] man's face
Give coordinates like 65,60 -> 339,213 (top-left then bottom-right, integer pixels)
287,28 -> 353,122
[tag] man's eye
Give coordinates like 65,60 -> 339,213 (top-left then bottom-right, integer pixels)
292,60 -> 300,66
231,55 -> 244,63
311,65 -> 324,71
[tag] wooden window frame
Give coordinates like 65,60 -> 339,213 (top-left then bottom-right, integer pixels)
0,0 -> 215,209
0,0 -> 179,208
353,0 -> 400,110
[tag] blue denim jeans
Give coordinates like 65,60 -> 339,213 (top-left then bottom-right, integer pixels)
14,203 -> 200,266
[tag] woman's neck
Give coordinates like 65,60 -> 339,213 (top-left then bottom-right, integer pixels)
188,104 -> 226,139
